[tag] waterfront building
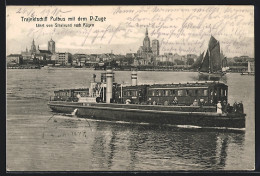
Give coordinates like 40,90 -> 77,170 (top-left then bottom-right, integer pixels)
54,52 -> 72,66
142,28 -> 152,53
30,39 -> 37,54
35,46 -> 52,60
152,39 -> 159,56
48,38 -> 55,54
21,38 -> 55,62
133,59 -> 138,66
248,61 -> 255,72
156,55 -> 168,62
126,53 -> 136,58
137,28 -> 154,64
6,54 -> 23,65
72,54 -> 89,66
21,48 -> 31,61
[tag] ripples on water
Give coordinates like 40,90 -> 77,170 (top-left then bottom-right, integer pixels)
6,69 -> 255,171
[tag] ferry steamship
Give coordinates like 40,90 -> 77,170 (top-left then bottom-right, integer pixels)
48,68 -> 246,129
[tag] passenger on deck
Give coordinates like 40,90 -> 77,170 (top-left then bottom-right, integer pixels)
227,103 -> 232,113
126,99 -> 131,104
240,102 -> 244,113
222,100 -> 227,113
233,102 -> 238,112
199,99 -> 205,106
237,101 -> 244,113
192,99 -> 199,106
164,100 -> 169,106
153,101 -> 157,105
217,101 -> 222,114
172,97 -> 178,105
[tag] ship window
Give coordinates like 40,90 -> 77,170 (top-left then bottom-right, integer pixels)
165,90 -> 169,96
221,89 -> 223,96
123,91 -> 127,96
178,90 -> 183,96
195,90 -> 198,96
204,90 -> 208,96
156,90 -> 159,96
224,89 -> 227,96
152,90 -> 155,96
186,90 -> 192,96
163,90 -> 166,96
158,90 -> 162,96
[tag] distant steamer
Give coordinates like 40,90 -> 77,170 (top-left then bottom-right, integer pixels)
48,68 -> 246,129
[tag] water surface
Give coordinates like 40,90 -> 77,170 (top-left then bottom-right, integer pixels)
6,69 -> 255,171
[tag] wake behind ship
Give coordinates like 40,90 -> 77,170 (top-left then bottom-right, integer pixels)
48,68 -> 246,129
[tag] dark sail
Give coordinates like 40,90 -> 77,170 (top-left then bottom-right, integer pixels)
199,50 -> 210,72
190,51 -> 204,70
199,36 -> 222,73
209,36 -> 221,72
222,57 -> 227,68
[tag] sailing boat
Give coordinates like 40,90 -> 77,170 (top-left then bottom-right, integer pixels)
193,36 -> 226,77
241,61 -> 255,75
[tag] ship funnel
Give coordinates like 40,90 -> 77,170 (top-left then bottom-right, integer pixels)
106,67 -> 113,103
131,70 -> 137,86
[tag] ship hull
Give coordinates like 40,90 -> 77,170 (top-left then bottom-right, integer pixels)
48,102 -> 246,129
199,72 -> 226,77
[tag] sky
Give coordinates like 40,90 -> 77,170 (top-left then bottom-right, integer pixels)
6,5 -> 254,58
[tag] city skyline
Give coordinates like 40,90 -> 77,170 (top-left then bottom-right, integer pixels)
7,6 -> 254,57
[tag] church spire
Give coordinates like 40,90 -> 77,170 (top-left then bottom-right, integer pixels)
31,38 -> 36,53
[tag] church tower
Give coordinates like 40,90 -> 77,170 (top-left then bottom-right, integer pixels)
30,39 -> 36,54
48,38 -> 55,54
143,28 -> 151,52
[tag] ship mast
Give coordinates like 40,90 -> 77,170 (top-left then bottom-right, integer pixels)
208,49 -> 211,73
